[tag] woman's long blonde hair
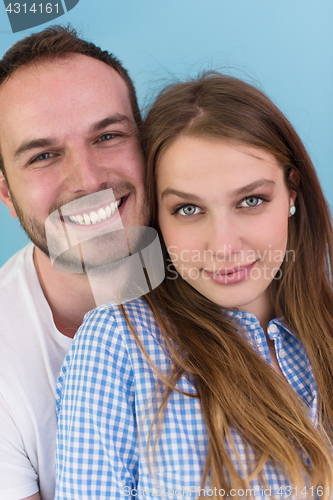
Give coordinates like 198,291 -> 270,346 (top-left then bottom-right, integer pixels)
122,72 -> 333,497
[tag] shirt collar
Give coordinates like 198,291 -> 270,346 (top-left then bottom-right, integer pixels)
224,309 -> 296,338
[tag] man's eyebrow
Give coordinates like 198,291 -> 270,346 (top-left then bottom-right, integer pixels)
161,180 -> 275,201
14,138 -> 56,159
13,114 -> 134,160
90,114 -> 133,134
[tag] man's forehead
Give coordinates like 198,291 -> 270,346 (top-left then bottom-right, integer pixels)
2,53 -> 127,91
0,53 -> 133,119
0,54 -> 135,161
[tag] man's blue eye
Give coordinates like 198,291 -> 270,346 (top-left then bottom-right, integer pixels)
99,134 -> 113,141
36,152 -> 51,161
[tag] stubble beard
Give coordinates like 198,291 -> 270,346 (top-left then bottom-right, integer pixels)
8,185 -> 50,257
7,184 -> 151,270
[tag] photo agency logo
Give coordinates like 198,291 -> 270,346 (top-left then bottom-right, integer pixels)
45,188 -> 165,308
3,0 -> 80,33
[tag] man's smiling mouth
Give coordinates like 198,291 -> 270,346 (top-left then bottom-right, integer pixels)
66,198 -> 123,225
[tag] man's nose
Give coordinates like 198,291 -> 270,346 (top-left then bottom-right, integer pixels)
62,148 -> 108,194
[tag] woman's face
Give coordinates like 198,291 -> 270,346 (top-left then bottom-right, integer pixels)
157,136 -> 296,321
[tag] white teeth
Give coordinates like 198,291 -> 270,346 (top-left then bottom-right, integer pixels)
67,199 -> 122,226
83,213 -> 91,225
98,208 -> 107,221
90,211 -> 99,224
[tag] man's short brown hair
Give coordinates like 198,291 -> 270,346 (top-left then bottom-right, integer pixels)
0,24 -> 141,177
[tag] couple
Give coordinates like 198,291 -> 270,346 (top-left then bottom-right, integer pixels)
56,58 -> 333,498
0,26 -> 332,500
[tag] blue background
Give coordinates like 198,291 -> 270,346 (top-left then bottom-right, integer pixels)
0,0 -> 332,266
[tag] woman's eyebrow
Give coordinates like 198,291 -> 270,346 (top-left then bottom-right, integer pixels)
230,179 -> 276,197
160,188 -> 203,202
161,180 -> 275,202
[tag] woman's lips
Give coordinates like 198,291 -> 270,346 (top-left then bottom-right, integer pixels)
203,260 -> 258,285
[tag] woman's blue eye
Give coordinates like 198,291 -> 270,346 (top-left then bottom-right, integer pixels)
240,196 -> 264,207
178,205 -> 200,216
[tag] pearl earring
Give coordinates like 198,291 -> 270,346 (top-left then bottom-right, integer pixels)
290,205 -> 296,216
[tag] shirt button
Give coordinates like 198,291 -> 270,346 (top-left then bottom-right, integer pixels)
268,324 -> 278,334
279,349 -> 287,358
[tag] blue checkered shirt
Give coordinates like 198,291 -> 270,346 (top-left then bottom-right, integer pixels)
55,298 -> 317,499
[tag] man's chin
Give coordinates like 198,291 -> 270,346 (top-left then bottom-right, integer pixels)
49,230 -> 132,274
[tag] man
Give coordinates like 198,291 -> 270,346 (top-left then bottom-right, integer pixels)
0,25 -> 148,500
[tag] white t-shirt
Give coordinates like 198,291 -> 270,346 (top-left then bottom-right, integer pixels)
0,244 -> 73,500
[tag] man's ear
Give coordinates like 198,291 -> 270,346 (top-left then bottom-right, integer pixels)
0,171 -> 18,218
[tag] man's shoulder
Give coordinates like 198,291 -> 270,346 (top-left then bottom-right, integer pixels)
0,242 -> 47,336
0,243 -> 34,289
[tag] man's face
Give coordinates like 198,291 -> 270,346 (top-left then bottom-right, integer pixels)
0,54 -> 148,261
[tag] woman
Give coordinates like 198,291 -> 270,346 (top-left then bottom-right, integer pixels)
55,73 -> 333,499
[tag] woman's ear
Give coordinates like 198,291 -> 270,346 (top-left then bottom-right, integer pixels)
289,168 -> 299,203
0,172 -> 18,218
289,189 -> 297,209
288,168 -> 299,216
289,167 -> 300,189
